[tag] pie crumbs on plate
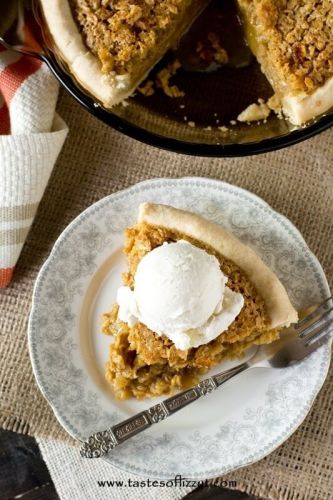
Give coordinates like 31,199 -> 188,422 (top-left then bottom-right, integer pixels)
102,203 -> 298,400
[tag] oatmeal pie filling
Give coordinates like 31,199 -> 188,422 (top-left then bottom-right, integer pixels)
69,0 -> 195,75
239,0 -> 333,95
103,222 -> 280,399
69,0 -> 333,92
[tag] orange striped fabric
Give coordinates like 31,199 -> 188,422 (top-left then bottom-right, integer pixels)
0,38 -> 42,286
0,268 -> 14,288
0,48 -> 42,135
0,25 -> 67,288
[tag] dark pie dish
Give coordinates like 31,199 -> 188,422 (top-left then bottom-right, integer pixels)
1,0 -> 333,157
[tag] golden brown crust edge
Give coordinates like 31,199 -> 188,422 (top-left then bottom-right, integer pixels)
138,202 -> 298,329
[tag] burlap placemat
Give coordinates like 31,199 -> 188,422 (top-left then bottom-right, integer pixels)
0,89 -> 332,499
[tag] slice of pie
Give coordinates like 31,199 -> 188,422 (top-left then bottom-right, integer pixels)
238,0 -> 333,125
40,0 -> 209,107
102,203 -> 298,400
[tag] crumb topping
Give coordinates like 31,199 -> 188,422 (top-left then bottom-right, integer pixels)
69,0 -> 191,75
138,79 -> 155,96
156,58 -> 185,97
237,98 -> 271,122
138,58 -> 184,97
240,0 -> 333,94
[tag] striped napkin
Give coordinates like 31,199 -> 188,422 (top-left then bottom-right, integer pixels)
0,46 -> 68,287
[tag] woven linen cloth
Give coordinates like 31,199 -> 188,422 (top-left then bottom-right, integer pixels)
0,88 -> 332,500
0,48 -> 68,287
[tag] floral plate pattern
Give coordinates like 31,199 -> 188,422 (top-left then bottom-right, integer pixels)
28,177 -> 331,479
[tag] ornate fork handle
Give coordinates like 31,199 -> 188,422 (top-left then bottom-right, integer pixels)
80,362 -> 248,458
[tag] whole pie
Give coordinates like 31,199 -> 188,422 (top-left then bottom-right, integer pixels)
102,203 -> 298,400
40,0 -> 333,124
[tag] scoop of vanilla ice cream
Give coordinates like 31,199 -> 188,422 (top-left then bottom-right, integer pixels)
117,240 -> 244,350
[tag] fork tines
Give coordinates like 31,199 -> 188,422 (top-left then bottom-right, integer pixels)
297,296 -> 333,333
296,296 -> 333,348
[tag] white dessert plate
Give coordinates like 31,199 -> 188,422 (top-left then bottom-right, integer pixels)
28,177 -> 332,479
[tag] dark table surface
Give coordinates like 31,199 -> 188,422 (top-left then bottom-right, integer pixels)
0,429 -> 259,500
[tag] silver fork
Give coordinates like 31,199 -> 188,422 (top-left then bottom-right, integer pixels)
80,297 -> 333,458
